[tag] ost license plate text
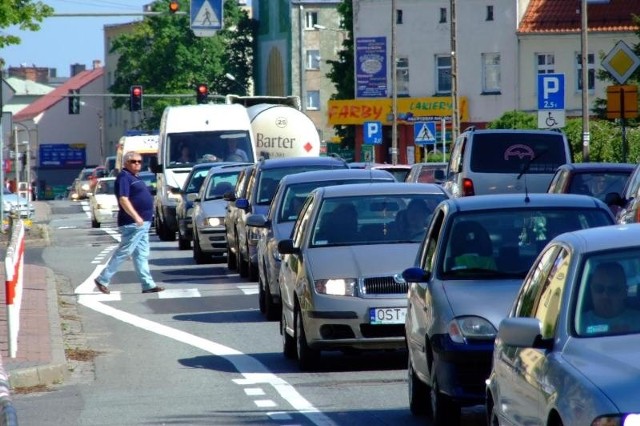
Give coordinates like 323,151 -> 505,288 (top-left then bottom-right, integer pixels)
369,307 -> 406,325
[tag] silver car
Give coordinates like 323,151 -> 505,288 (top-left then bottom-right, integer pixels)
277,182 -> 450,371
2,187 -> 35,219
191,164 -> 246,264
487,224 -> 640,426
247,168 -> 396,321
403,194 -> 615,425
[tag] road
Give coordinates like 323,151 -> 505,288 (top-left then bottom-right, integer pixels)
13,199 -> 485,425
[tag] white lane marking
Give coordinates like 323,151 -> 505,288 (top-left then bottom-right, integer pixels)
245,388 -> 265,396
75,270 -> 335,426
238,284 -> 259,295
267,412 -> 293,421
157,288 -> 201,299
57,226 -> 78,229
255,400 -> 277,408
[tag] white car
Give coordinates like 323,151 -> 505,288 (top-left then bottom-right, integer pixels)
2,187 -> 35,219
89,177 -> 118,228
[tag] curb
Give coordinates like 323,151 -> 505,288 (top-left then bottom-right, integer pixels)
8,264 -> 67,389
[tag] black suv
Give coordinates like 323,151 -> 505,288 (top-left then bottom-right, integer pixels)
225,156 -> 348,281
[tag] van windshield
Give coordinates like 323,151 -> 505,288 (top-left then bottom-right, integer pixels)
470,133 -> 567,174
166,130 -> 253,168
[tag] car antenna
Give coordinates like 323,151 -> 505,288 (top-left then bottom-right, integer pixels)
517,150 -> 547,203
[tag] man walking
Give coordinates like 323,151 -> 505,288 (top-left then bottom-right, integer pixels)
94,151 -> 164,294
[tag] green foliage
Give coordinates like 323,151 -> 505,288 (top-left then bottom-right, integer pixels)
486,111 -> 537,129
326,0 -> 355,149
0,1 -> 53,54
109,0 -> 256,130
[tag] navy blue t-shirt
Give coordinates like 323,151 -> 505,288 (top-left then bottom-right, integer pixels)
115,169 -> 154,226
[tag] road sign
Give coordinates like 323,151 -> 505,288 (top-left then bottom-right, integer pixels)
414,121 -> 436,145
602,40 -> 640,85
537,110 -> 565,129
537,74 -> 565,110
190,0 -> 222,37
364,121 -> 382,145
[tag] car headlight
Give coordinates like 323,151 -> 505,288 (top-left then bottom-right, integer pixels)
314,278 -> 357,296
592,414 -> 640,426
448,316 -> 496,343
206,217 -> 223,226
81,183 -> 90,190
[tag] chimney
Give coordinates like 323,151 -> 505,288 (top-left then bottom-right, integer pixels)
92,60 -> 102,69
70,63 -> 86,77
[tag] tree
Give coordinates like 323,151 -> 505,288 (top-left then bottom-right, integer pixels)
486,111 -> 537,129
0,1 -> 53,57
326,0 -> 355,149
109,0 -> 256,130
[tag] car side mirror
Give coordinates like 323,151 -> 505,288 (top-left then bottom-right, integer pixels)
277,239 -> 300,255
402,267 -> 431,283
604,191 -> 624,207
223,191 -> 236,202
235,198 -> 249,210
246,213 -> 268,228
187,193 -> 198,202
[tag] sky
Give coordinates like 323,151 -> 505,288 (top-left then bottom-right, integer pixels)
2,0 -> 251,78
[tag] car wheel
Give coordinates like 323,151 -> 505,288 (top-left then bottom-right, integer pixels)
193,233 -> 211,264
282,309 -> 296,359
408,357 -> 430,416
91,215 -> 100,228
264,280 -> 281,322
258,274 -> 266,314
295,304 -> 320,371
178,230 -> 191,250
238,240 -> 248,278
430,374 -> 460,426
227,242 -> 237,270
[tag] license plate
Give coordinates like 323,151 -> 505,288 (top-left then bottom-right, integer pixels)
369,307 -> 407,325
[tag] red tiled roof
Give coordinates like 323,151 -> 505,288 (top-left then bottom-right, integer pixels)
14,67 -> 104,121
519,0 -> 639,34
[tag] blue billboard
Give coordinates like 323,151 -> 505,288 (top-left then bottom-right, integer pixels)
355,37 -> 387,98
39,143 -> 86,167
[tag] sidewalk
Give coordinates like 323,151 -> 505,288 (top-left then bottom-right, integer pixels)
0,202 -> 67,389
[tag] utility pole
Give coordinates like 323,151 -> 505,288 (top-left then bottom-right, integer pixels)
391,0 -> 398,165
581,0 -> 590,161
450,0 -> 460,142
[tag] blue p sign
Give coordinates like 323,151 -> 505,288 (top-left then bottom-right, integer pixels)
364,121 -> 382,145
537,74 -> 565,110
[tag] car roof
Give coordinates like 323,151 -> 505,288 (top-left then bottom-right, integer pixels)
278,168 -> 395,185
443,193 -> 611,213
207,164 -> 251,175
557,223 -> 640,253
315,182 -> 448,198
96,177 -> 116,182
465,128 -> 565,136
259,156 -> 347,170
554,162 -> 636,172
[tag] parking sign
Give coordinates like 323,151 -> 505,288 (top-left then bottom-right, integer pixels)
364,121 -> 382,145
537,74 -> 565,110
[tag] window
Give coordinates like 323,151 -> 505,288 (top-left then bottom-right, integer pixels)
482,53 -> 501,93
305,11 -> 318,29
439,7 -> 447,23
436,55 -> 452,94
486,5 -> 494,21
396,9 -> 403,24
307,90 -> 320,110
396,57 -> 410,96
576,53 -> 595,91
306,49 -> 320,70
537,53 -> 555,74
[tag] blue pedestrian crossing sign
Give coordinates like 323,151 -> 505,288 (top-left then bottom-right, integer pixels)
364,121 -> 382,145
414,121 -> 437,145
191,0 -> 223,35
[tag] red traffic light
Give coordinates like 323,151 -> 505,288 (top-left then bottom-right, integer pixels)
132,86 -> 142,97
130,85 -> 143,111
196,84 -> 209,104
169,1 -> 179,13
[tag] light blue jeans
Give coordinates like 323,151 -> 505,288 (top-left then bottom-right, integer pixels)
96,221 -> 156,291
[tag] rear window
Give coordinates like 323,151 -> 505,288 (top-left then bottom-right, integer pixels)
470,133 -> 567,174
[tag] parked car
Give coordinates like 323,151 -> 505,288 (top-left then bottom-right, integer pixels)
547,162 -> 634,214
228,156 -> 349,281
89,177 -> 118,228
404,162 -> 447,184
402,193 -> 615,425
72,166 -> 98,200
191,164 -> 248,263
246,168 -> 397,321
487,224 -> 640,426
2,187 -> 35,219
176,162 -> 227,250
607,162 -> 640,224
277,182 -> 450,371
348,162 -> 412,182
441,127 -> 572,197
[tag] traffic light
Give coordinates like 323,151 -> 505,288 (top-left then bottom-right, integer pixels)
196,84 -> 209,104
68,89 -> 80,115
169,1 -> 179,13
130,85 -> 143,111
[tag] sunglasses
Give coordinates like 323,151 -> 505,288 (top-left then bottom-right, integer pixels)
128,160 -> 142,164
592,285 -> 625,295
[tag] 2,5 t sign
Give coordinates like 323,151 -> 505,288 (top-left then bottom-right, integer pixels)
537,74 -> 565,110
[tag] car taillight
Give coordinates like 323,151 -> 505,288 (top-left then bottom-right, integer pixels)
635,206 -> 640,223
462,178 -> 475,196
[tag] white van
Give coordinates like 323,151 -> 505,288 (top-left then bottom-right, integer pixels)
442,128 -> 572,197
115,133 -> 159,174
154,103 -> 256,241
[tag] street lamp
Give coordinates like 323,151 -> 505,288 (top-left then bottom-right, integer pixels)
225,73 -> 246,95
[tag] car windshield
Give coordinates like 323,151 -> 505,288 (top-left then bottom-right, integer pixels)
310,193 -> 447,247
574,251 -> 640,337
185,167 -> 215,193
569,172 -> 631,201
96,180 -> 115,194
204,171 -> 241,200
256,166 -> 345,205
277,179 -> 394,223
441,208 -> 613,279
